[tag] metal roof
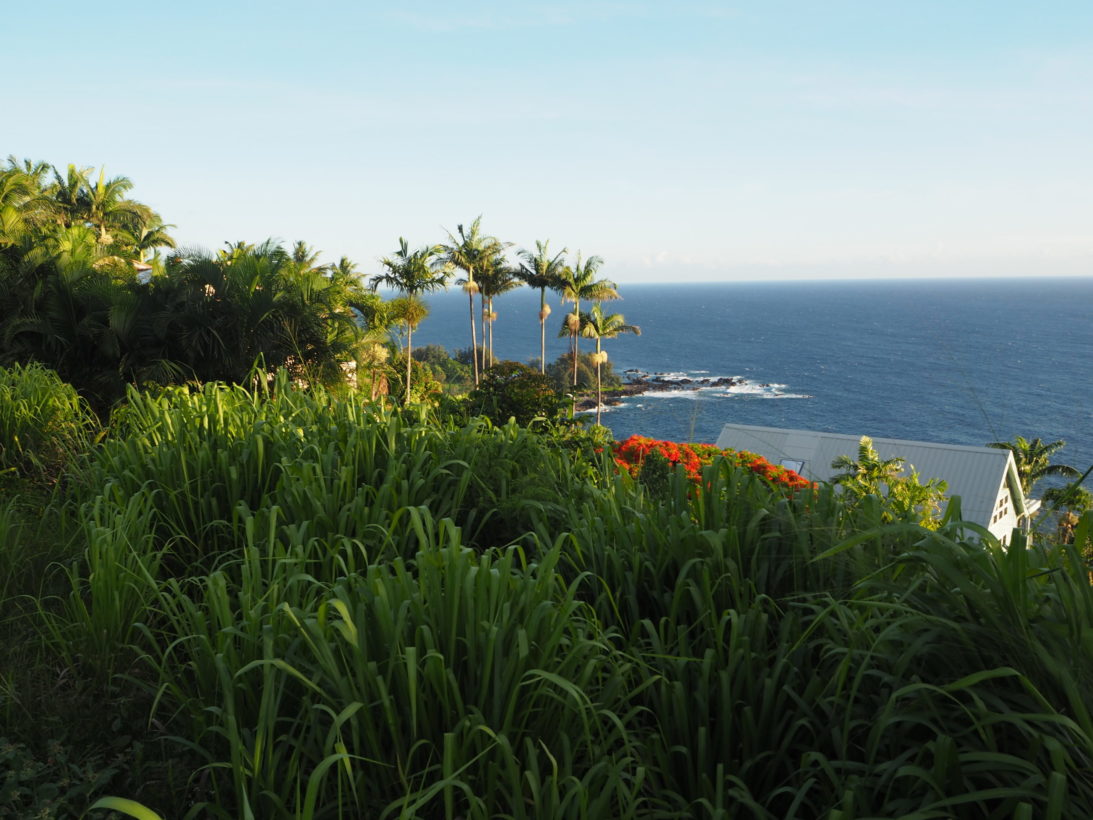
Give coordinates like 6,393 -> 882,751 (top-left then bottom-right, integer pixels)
714,423 -> 1025,531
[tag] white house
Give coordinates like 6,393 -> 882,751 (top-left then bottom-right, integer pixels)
714,423 -> 1037,543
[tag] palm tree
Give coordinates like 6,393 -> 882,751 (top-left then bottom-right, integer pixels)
118,209 -> 176,263
580,303 -> 640,425
290,240 -> 328,273
987,436 -> 1081,497
1,158 -> 52,231
218,240 -> 256,263
516,240 -> 568,373
349,289 -> 398,400
370,238 -> 449,405
4,156 -> 50,184
830,436 -> 907,497
0,163 -> 37,210
442,217 -> 508,385
81,168 -> 144,245
829,436 -> 949,526
0,223 -> 137,408
46,164 -> 92,228
1043,483 -> 1092,515
159,240 -> 370,388
477,256 -> 521,368
558,253 -> 618,387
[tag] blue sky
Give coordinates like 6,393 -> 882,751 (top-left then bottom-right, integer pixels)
8,1 -> 1093,282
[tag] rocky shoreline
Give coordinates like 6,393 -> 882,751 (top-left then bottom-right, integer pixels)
572,370 -> 746,411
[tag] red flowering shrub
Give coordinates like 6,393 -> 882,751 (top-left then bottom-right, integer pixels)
610,435 -> 814,493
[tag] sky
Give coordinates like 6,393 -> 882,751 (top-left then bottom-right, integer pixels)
6,1 -> 1093,283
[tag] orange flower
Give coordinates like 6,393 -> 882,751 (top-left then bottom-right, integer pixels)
611,436 -> 815,494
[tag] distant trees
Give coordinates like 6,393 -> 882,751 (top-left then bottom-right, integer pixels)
545,351 -> 623,394
161,240 -> 374,388
370,239 -> 449,405
1,159 -> 176,258
467,361 -> 567,427
557,254 -> 618,387
580,303 -> 640,425
2,157 -> 642,413
475,256 -> 521,369
443,217 -> 508,386
516,240 -> 568,374
0,158 -> 179,406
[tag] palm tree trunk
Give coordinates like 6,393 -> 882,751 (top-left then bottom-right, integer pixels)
480,295 -> 489,373
595,341 -> 603,426
405,324 -> 413,406
538,288 -> 547,374
572,297 -> 580,387
467,290 -> 479,385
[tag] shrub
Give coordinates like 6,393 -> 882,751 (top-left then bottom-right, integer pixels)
0,737 -> 121,818
830,435 -> 949,527
467,361 -> 567,427
612,434 -> 814,492
413,344 -> 473,391
545,352 -> 621,392
0,362 -> 96,486
386,352 -> 444,404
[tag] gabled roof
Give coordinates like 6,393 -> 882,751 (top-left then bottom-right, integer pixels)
714,423 -> 1027,530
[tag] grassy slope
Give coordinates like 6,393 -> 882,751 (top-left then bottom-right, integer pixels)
2,373 -> 1093,818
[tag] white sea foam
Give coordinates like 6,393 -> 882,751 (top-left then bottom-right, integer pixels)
644,389 -> 704,399
723,382 -> 773,395
717,381 -> 811,399
631,371 -> 742,383
575,401 -> 632,415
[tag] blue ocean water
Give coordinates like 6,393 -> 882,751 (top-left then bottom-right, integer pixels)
410,278 -> 1093,474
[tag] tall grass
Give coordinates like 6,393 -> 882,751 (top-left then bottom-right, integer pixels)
30,375 -> 1093,817
540,462 -> 1093,817
0,361 -> 96,485
72,377 -> 590,573
134,530 -> 643,818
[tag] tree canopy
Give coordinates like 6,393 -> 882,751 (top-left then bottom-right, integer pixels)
1,158 -> 636,413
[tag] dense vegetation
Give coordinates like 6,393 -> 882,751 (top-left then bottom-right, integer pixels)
1,364 -> 1092,819
0,159 -> 636,414
3,157 -> 1092,818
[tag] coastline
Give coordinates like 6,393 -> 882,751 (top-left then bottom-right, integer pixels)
572,371 -> 746,412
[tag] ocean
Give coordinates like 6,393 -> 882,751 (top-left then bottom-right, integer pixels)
409,277 -> 1093,476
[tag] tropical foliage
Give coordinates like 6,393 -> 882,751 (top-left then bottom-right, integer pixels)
2,160 -> 640,416
557,253 -> 618,387
0,362 -> 96,486
467,361 -> 568,427
4,370 -> 1092,819
476,254 -> 521,368
516,240 -> 568,374
8,158 -> 1093,820
443,217 -> 509,385
831,435 -> 949,526
988,435 -> 1082,497
0,159 -> 384,409
580,302 -> 640,424
370,238 -> 449,404
544,350 -> 623,393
